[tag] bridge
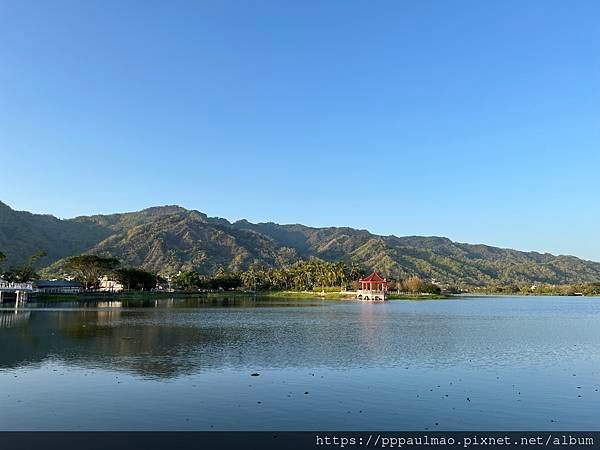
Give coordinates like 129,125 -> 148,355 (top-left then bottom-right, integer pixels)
0,280 -> 34,306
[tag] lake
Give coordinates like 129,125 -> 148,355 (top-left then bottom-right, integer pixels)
1,295 -> 599,430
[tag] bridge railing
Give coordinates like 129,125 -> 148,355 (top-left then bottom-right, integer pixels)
0,280 -> 34,291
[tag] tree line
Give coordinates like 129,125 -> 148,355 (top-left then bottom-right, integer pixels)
0,252 -> 159,291
172,259 -> 442,294
62,255 -> 159,291
1,250 -> 445,294
472,282 -> 600,296
172,259 -> 366,291
22,250 -> 600,296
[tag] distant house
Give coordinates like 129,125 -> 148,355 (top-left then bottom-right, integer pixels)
34,279 -> 82,294
98,276 -> 124,293
155,275 -> 174,292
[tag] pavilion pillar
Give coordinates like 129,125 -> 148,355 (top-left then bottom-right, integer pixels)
0,291 -> 3,303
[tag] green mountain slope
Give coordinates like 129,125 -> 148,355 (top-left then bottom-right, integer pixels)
0,201 -> 109,267
1,200 -> 599,286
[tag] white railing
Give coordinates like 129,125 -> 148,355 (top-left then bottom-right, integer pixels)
356,289 -> 387,295
356,289 -> 388,300
0,280 -> 34,291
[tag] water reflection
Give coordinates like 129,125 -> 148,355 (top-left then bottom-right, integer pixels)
96,301 -> 123,308
2,296 -> 600,380
21,295 -> 321,310
0,310 -> 31,329
1,296 -> 600,430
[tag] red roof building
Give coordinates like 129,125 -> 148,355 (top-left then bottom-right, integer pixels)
358,272 -> 388,295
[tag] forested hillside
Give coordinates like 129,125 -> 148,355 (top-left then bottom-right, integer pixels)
1,201 -> 599,287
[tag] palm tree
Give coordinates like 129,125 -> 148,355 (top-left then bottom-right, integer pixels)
335,261 -> 348,290
349,262 -> 364,282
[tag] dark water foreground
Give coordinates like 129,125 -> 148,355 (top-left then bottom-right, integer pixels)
1,296 -> 599,430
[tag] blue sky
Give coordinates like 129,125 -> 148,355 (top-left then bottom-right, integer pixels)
1,0 -> 599,260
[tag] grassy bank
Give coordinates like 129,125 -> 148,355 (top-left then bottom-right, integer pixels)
32,289 -> 452,302
249,290 -> 451,300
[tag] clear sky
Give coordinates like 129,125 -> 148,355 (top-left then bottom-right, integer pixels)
1,0 -> 599,260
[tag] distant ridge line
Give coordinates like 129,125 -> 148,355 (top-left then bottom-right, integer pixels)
1,201 -> 599,286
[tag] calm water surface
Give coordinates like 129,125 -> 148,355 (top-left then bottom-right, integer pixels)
1,296 -> 599,430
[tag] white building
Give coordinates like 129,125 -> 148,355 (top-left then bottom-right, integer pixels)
98,276 -> 124,293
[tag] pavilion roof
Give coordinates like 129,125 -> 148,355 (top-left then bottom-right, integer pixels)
360,272 -> 385,282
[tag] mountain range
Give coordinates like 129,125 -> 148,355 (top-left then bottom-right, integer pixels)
1,200 -> 599,287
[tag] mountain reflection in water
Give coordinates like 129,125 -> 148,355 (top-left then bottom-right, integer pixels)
2,296 -> 600,430
2,296 -> 600,380
1,297 -> 330,379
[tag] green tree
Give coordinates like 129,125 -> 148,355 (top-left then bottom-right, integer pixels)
334,261 -> 349,289
240,266 -> 258,291
420,282 -> 442,295
349,262 -> 366,283
64,255 -> 120,290
114,268 -> 158,291
2,251 -> 47,282
172,271 -> 203,290
205,266 -> 242,290
404,276 -> 424,293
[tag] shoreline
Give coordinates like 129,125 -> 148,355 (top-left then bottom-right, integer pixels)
26,291 -> 599,302
15,290 -> 600,303
25,290 -> 451,302
257,291 -> 450,300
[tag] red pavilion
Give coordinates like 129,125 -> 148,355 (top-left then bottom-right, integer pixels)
357,272 -> 388,301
